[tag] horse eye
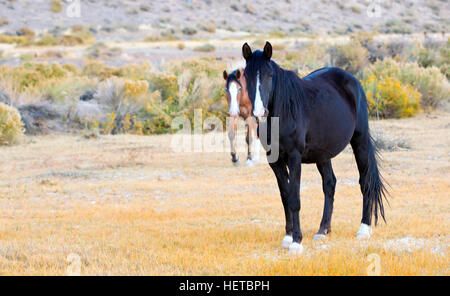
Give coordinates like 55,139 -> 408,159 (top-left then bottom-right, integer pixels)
224,87 -> 228,92
238,87 -> 242,92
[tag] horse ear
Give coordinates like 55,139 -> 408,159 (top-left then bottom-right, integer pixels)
263,41 -> 272,60
235,70 -> 241,79
242,43 -> 252,61
223,70 -> 228,81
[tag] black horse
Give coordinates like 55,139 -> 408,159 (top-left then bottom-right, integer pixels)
242,42 -> 387,255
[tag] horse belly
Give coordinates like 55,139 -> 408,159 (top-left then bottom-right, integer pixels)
303,99 -> 356,163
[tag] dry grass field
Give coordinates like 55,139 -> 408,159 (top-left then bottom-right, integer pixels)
0,112 -> 449,276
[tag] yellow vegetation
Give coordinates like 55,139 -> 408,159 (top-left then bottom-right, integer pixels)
364,76 -> 421,118
0,103 -> 24,145
0,113 -> 448,275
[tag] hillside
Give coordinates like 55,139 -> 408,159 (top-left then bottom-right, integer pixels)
0,0 -> 448,42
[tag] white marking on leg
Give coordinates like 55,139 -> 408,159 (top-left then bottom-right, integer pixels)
253,71 -> 265,118
356,223 -> 372,239
232,156 -> 240,167
228,82 -> 239,116
281,235 -> 293,248
288,242 -> 304,255
313,234 -> 327,241
253,138 -> 260,163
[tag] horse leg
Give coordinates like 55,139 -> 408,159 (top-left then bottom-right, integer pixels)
245,117 -> 259,166
245,121 -> 253,167
313,160 -> 336,241
351,129 -> 386,239
251,117 -> 260,163
269,156 -> 292,248
286,151 -> 304,255
228,116 -> 240,166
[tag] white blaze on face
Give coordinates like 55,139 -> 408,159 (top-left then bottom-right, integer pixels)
228,82 -> 240,116
253,71 -> 265,118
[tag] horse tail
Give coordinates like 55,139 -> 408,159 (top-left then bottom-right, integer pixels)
365,132 -> 388,224
354,80 -> 388,225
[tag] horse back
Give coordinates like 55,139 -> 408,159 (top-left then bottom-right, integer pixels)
303,67 -> 361,114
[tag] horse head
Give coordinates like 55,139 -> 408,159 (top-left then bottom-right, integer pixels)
223,68 -> 248,118
242,42 -> 274,121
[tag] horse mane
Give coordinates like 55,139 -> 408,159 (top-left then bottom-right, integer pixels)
245,51 -> 307,122
270,61 -> 306,121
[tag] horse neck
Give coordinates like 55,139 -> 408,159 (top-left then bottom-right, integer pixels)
270,64 -> 304,120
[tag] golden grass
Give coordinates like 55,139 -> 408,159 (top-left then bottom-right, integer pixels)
0,113 -> 449,275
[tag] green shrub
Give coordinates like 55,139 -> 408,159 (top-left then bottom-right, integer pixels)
0,17 -> 9,27
35,34 -> 58,46
94,77 -> 150,134
193,43 -> 215,52
82,62 -> 116,80
50,0 -> 63,13
182,27 -> 197,36
0,103 -> 24,145
416,40 -> 450,79
381,19 -> 412,34
330,41 -> 368,74
278,43 -> 329,71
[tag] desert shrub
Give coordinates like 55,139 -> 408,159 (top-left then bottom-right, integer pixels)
330,41 -> 368,74
0,34 -> 25,44
268,30 -> 286,38
279,43 -> 329,72
362,76 -> 421,118
35,33 -> 58,46
45,76 -> 95,102
0,57 -> 230,135
0,102 -> 24,145
94,78 -> 150,134
16,27 -> 33,36
114,63 -> 152,80
50,0 -> 63,13
362,58 -> 449,109
198,22 -> 216,33
351,32 -> 389,63
139,58 -> 226,134
381,19 -> 412,34
416,40 -> 449,79
82,62 -> 116,80
372,130 -> 411,151
0,27 -> 35,45
193,43 -> 215,52
0,18 -> 9,27
144,30 -> 178,42
60,26 -> 95,46
182,27 -> 197,36
0,63 -> 70,93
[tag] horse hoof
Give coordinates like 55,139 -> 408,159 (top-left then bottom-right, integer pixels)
313,234 -> 327,241
281,235 -> 293,248
356,223 -> 372,239
245,159 -> 254,167
288,242 -> 304,256
232,158 -> 241,167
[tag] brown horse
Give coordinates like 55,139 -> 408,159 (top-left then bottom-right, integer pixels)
223,68 -> 260,166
